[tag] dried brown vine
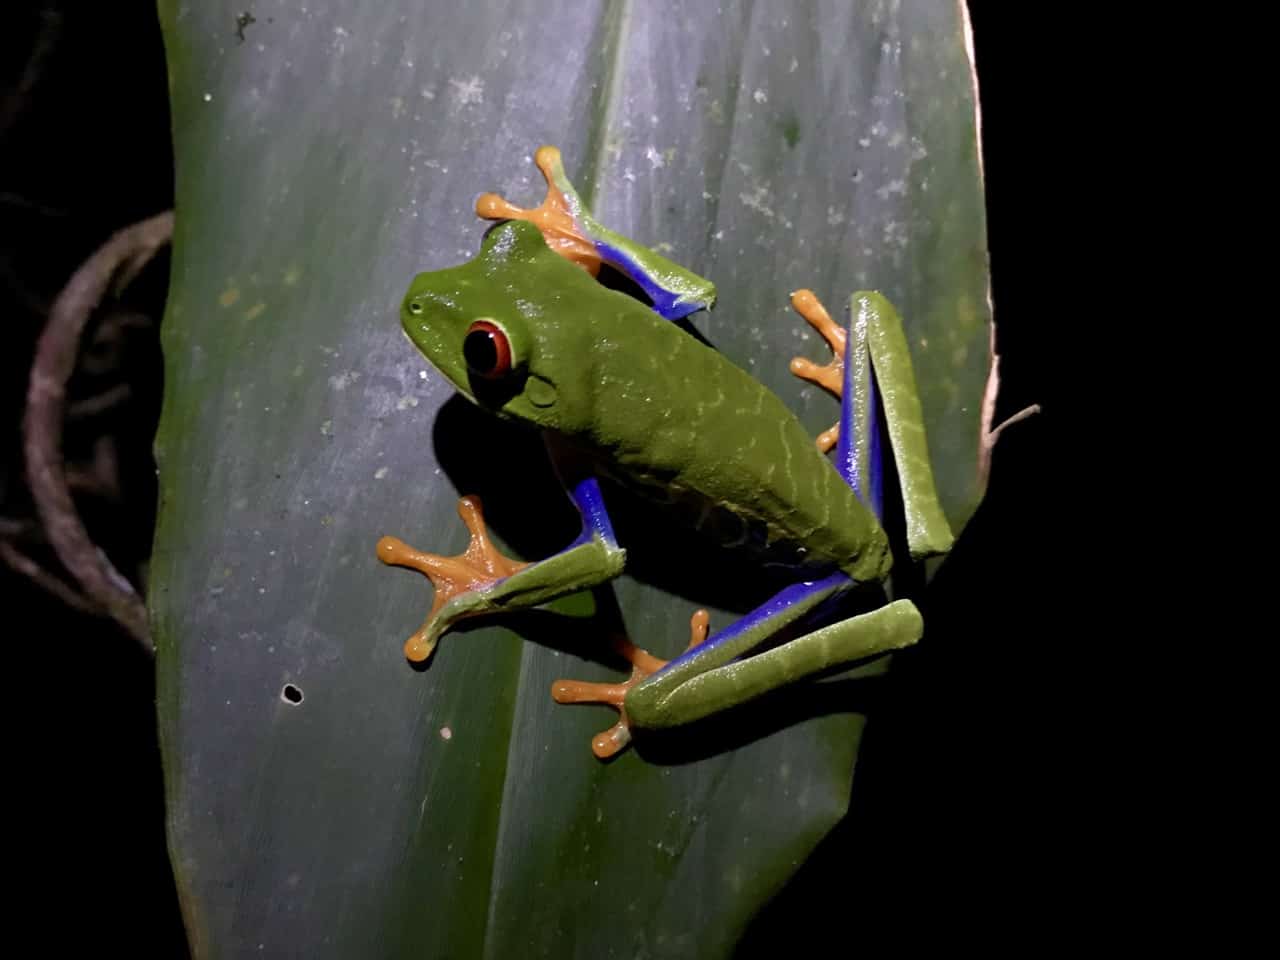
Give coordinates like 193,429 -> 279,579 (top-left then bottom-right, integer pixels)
19,211 -> 173,651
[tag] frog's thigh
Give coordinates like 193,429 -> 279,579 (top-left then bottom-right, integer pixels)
855,292 -> 954,561
626,599 -> 923,730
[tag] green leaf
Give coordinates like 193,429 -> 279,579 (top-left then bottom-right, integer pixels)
152,1 -> 991,956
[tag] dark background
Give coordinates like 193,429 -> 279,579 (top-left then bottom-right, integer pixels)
3,2 -> 1059,954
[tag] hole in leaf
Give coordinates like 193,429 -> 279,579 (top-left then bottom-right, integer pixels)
281,683 -> 304,705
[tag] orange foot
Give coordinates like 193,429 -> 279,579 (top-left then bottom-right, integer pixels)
551,610 -> 711,759
788,289 -> 846,453
474,146 -> 602,275
377,495 -> 527,662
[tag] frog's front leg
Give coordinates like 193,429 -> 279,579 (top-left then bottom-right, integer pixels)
475,145 -> 717,320
377,441 -> 625,662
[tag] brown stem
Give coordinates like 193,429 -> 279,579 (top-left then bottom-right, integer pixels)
23,211 -> 173,652
0,517 -> 33,539
0,540 -> 102,617
68,383 -> 133,420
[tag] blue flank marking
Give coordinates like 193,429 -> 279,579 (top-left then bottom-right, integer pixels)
567,475 -> 619,547
594,239 -> 701,321
654,571 -> 852,675
832,314 -> 885,522
867,367 -> 884,522
833,318 -> 862,499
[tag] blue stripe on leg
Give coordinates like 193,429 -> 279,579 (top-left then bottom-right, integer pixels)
866,368 -> 884,521
655,570 -> 853,675
567,475 -> 619,547
594,239 -> 705,321
832,305 -> 885,522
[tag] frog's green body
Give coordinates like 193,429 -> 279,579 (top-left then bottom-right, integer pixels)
380,148 -> 953,758
404,221 -> 890,584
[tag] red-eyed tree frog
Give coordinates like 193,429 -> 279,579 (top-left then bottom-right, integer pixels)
378,147 -> 954,759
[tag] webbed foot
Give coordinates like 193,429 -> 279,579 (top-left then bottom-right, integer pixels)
475,146 -> 604,275
788,288 -> 845,452
377,495 -> 527,662
551,610 -> 710,759
476,146 -> 716,320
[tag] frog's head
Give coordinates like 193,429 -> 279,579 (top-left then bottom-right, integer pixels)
401,219 -> 628,432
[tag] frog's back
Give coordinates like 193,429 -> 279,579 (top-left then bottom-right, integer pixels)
575,304 -> 891,583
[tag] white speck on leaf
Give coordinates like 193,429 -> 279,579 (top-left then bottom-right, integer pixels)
396,395 -> 419,410
739,183 -> 775,220
320,420 -> 333,436
202,92 -> 212,102
875,179 -> 907,200
440,726 -> 452,740
645,145 -> 664,169
449,75 -> 484,108
374,467 -> 389,480
752,88 -> 768,104
328,370 -> 360,391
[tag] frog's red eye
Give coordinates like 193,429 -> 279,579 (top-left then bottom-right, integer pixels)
463,320 -> 512,379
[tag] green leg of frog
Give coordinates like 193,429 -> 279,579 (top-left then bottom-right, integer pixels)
627,596 -> 924,730
790,288 -> 954,562
553,571 -> 924,755
377,442 -> 626,663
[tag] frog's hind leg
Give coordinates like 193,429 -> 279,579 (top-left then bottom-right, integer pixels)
553,570 -> 924,754
789,289 -> 884,519
628,595 -> 924,732
551,611 -> 710,759
553,572 -> 852,755
790,289 -> 953,560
